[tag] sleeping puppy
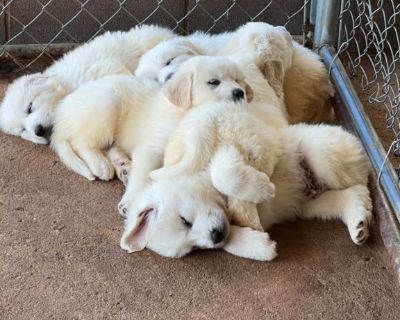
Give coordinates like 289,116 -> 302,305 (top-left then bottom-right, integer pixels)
135,31 -> 232,83
150,99 -> 372,246
118,56 -> 254,215
120,171 -> 277,261
149,100 -> 280,231
219,22 -> 335,123
51,56 -> 253,187
0,24 -> 175,144
135,22 -> 335,124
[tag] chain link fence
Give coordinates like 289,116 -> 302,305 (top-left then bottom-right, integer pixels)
336,0 -> 400,180
0,0 -> 309,72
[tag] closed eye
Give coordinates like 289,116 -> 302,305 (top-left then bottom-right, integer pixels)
207,79 -> 220,86
165,57 -> 174,66
180,216 -> 192,228
27,102 -> 33,114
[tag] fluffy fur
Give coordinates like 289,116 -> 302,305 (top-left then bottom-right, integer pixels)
0,24 -> 175,144
135,21 -> 335,124
150,97 -> 372,258
220,22 -> 335,123
118,56 -> 254,215
120,171 -> 277,261
50,57 -> 252,188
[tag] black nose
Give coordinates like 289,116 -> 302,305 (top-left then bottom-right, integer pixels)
34,125 -> 52,138
232,88 -> 244,102
211,228 -> 226,244
165,72 -> 174,82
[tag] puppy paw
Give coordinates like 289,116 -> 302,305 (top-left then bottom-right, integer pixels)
346,185 -> 372,245
353,219 -> 370,245
251,232 -> 277,261
115,160 -> 131,186
223,226 -> 277,261
118,200 -> 129,218
89,157 -> 115,181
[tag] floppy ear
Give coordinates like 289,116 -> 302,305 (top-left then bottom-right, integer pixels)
244,82 -> 254,103
120,207 -> 156,253
260,60 -> 286,98
164,68 -> 193,109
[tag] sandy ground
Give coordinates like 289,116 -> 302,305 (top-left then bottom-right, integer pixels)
1,77 -> 400,319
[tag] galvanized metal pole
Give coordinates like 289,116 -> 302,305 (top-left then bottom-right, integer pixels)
314,0 -> 342,48
320,46 -> 400,223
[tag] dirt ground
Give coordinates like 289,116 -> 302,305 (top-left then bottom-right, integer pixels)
1,76 -> 400,320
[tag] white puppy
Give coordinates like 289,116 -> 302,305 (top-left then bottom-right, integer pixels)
135,31 -> 232,83
0,24 -> 175,144
118,56 -> 254,214
149,101 -> 280,231
151,98 -> 372,247
51,56 -> 252,186
135,22 -> 334,124
120,172 -> 277,261
220,22 -> 335,123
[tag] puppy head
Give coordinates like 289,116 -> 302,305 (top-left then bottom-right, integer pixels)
164,56 -> 253,110
0,73 -> 67,144
135,37 -> 203,84
221,22 -> 293,97
120,173 -> 230,258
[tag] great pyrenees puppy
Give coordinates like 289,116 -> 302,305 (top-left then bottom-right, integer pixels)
51,56 -> 253,187
153,103 -> 372,246
117,56 -> 254,215
135,31 -> 232,83
220,22 -> 335,124
0,24 -> 175,144
135,22 -> 334,124
120,171 -> 277,261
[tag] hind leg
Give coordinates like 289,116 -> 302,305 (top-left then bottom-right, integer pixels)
75,146 -> 115,181
302,184 -> 372,245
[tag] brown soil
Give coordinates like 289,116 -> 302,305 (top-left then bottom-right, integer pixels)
1,75 -> 400,320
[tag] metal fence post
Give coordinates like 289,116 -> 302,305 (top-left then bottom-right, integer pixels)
314,0 -> 341,48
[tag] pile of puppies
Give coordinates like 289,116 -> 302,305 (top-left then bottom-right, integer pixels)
0,22 -> 372,261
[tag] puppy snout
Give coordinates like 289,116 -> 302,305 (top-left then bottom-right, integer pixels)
34,124 -> 52,138
232,88 -> 244,102
211,228 -> 226,244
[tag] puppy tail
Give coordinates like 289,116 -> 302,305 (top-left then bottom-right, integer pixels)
52,140 -> 95,181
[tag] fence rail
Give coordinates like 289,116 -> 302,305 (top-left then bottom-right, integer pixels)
336,0 -> 400,181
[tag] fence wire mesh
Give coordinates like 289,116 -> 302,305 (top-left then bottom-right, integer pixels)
0,0 -> 309,72
337,0 -> 400,180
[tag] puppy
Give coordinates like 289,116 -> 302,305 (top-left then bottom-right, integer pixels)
118,56 -> 254,215
135,22 -> 335,125
220,22 -> 335,123
152,99 -> 372,246
149,100 -> 280,231
51,57 -> 252,187
120,171 -> 277,261
135,31 -> 232,83
0,24 -> 175,144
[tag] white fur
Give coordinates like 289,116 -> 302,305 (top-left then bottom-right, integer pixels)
51,56 -> 250,186
0,24 -> 175,144
120,171 -> 277,261
150,100 -> 372,256
220,22 -> 335,123
135,21 -> 334,124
